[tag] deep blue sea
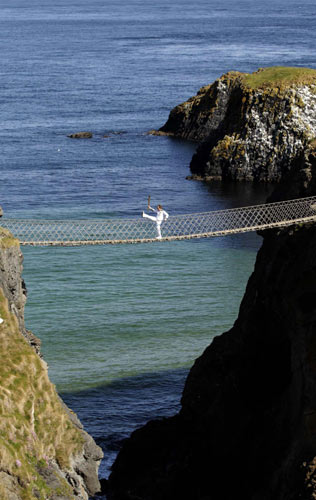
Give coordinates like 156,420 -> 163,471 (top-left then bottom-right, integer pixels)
1,0 -> 316,493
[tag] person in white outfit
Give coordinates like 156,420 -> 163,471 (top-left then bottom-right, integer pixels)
142,204 -> 169,239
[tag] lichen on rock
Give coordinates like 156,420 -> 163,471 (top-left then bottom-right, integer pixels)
156,66 -> 316,182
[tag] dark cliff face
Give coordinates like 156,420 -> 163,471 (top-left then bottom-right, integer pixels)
107,148 -> 316,500
156,67 -> 316,182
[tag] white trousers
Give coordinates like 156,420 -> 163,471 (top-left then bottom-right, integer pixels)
143,213 -> 162,238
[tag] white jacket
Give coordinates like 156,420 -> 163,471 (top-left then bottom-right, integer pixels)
149,207 -> 169,223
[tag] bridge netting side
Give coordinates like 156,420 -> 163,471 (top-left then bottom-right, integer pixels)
1,196 -> 316,246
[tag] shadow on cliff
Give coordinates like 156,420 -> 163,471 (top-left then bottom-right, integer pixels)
107,147 -> 316,500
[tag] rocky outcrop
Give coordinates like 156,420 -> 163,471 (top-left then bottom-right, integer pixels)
0,228 -> 40,352
155,67 -> 316,182
0,229 -> 103,500
107,146 -> 316,499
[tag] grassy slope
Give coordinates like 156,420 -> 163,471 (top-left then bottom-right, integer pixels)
0,231 -> 84,500
241,66 -> 316,90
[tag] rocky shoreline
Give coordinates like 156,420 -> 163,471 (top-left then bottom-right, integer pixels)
151,67 -> 316,183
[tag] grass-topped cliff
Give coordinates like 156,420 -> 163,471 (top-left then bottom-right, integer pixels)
0,229 -> 102,500
0,291 -> 84,500
155,66 -> 316,183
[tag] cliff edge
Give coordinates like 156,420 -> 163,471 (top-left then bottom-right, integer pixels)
0,229 -> 103,500
154,66 -> 316,182
107,147 -> 316,499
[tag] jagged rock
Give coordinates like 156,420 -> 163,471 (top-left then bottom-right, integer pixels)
0,205 -> 3,217
71,430 -> 103,495
147,129 -> 173,137
67,132 -> 93,139
107,146 -> 316,499
157,67 -> 316,182
0,228 -> 41,353
0,228 -> 29,341
0,472 -> 21,500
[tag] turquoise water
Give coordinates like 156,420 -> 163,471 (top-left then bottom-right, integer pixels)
1,0 -> 315,484
22,229 -> 264,480
23,235 -> 262,393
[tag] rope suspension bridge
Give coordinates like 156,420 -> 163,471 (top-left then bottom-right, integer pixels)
1,196 -> 316,247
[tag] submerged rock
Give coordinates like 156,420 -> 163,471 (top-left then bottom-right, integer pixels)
157,67 -> 316,182
107,146 -> 316,499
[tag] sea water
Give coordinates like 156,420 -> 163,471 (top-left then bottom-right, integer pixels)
1,0 -> 315,486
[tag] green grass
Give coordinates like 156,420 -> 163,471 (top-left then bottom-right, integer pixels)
241,66 -> 316,90
0,227 -> 19,248
0,290 -> 85,499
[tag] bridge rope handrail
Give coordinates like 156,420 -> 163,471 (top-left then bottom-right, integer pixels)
1,196 -> 316,246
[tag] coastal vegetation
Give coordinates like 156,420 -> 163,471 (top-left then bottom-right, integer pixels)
0,289 -> 84,500
0,229 -> 102,499
0,227 -> 19,249
241,66 -> 316,90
